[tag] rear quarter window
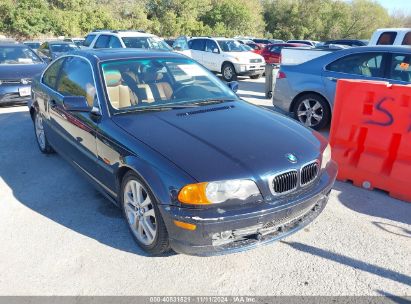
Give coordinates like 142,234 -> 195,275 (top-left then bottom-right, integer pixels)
83,34 -> 96,47
377,32 -> 397,45
402,32 -> 411,45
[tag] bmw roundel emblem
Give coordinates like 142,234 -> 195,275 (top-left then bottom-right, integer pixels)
286,153 -> 298,163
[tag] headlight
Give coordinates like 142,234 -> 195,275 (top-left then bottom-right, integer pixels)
321,144 -> 332,170
178,180 -> 260,205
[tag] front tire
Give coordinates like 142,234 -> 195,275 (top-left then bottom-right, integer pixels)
33,109 -> 53,154
222,62 -> 237,82
121,172 -> 170,255
293,93 -> 331,130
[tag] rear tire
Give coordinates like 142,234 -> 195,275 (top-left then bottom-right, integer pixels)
121,171 -> 170,255
222,62 -> 237,82
33,109 -> 53,154
293,93 -> 331,130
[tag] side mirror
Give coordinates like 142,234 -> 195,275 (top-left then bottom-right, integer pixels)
62,96 -> 90,112
213,48 -> 219,54
227,81 -> 239,93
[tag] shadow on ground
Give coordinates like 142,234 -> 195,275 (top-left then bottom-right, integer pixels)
0,109 -> 175,257
282,241 -> 411,287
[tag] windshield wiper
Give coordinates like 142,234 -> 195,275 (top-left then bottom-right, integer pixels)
192,98 -> 238,106
115,103 -> 200,114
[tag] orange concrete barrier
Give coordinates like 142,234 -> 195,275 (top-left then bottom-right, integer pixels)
329,79 -> 411,202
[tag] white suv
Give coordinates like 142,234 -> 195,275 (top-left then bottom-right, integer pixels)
83,30 -> 172,51
173,37 -> 265,81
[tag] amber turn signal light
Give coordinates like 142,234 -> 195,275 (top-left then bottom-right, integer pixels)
173,220 -> 197,231
177,182 -> 211,205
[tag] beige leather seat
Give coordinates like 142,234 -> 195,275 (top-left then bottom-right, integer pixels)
138,67 -> 173,103
104,70 -> 132,109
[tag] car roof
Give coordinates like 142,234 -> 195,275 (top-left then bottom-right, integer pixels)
90,31 -> 155,38
47,41 -> 76,45
68,48 -> 184,62
0,43 -> 25,47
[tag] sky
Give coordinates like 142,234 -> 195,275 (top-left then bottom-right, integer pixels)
374,0 -> 411,14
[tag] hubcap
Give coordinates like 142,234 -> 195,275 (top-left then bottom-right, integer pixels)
297,99 -> 324,127
224,66 -> 233,80
123,180 -> 157,246
35,113 -> 46,149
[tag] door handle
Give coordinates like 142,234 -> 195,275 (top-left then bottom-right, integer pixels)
327,77 -> 338,82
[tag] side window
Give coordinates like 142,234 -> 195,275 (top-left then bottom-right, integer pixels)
402,32 -> 411,45
94,35 -> 110,49
326,53 -> 384,77
205,40 -> 218,53
83,34 -> 96,47
270,46 -> 282,53
173,38 -> 188,50
189,39 -> 205,51
377,32 -> 397,45
389,54 -> 411,83
42,58 -> 65,89
56,57 -> 96,107
108,36 -> 122,48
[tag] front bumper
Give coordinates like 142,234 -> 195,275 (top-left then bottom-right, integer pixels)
234,63 -> 265,76
0,84 -> 31,105
160,161 -> 337,256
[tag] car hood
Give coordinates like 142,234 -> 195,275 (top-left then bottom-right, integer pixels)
0,63 -> 46,80
112,101 -> 325,182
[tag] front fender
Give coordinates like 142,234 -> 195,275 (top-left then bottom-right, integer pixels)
118,155 -> 195,206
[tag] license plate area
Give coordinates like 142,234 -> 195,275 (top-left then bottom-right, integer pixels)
19,87 -> 31,97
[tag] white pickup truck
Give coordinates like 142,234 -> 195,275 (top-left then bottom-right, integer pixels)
172,36 -> 265,82
368,28 -> 411,46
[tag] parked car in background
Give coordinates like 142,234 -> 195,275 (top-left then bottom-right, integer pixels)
261,43 -> 307,64
83,30 -> 172,51
185,37 -> 265,81
64,37 -> 85,47
323,39 -> 368,47
273,46 -> 411,130
29,48 -> 337,256
0,43 -> 46,105
369,28 -> 411,45
245,42 -> 264,55
269,39 -> 285,44
164,39 -> 175,47
37,41 -> 79,62
23,41 -> 41,52
251,38 -> 271,47
287,40 -> 317,47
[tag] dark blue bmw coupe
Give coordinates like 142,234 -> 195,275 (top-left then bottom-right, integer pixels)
29,49 -> 337,256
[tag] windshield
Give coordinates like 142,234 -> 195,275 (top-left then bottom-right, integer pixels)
101,57 -> 238,112
217,40 -> 247,52
24,43 -> 40,49
0,46 -> 43,64
50,44 -> 78,53
121,37 -> 172,51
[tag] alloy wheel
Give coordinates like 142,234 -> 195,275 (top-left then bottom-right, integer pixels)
35,113 -> 46,150
123,179 -> 157,246
223,66 -> 233,80
297,99 -> 324,127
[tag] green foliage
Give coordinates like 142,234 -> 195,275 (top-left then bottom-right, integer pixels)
263,0 -> 397,40
0,0 -> 409,40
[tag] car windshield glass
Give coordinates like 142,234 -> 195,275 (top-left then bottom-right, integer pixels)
101,57 -> 238,112
24,43 -> 40,49
50,44 -> 78,52
121,37 -> 172,51
217,40 -> 247,52
0,46 -> 43,64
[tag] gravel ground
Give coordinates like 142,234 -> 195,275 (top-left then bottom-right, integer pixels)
0,78 -> 410,296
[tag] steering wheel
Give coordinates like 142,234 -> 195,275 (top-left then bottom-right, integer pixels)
171,85 -> 194,99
